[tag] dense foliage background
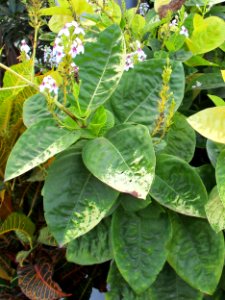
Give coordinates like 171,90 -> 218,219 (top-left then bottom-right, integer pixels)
0,0 -> 225,299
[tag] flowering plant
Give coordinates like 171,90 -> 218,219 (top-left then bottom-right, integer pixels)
0,0 -> 225,299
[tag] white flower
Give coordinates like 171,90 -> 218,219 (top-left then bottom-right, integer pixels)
20,39 -> 31,57
136,48 -> 147,62
58,26 -> 70,37
139,2 -> 149,16
74,26 -> 85,35
192,81 -> 202,89
169,19 -> 178,27
180,26 -> 189,38
75,38 -> 84,54
124,54 -> 134,71
71,62 -> 79,73
39,75 -> 58,95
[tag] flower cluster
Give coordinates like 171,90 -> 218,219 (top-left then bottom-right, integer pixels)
125,41 -> 147,71
39,75 -> 58,95
169,15 -> 189,38
43,21 -> 85,68
139,2 -> 149,16
180,25 -> 189,38
20,39 -> 31,59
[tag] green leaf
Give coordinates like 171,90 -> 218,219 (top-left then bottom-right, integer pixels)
185,56 -> 218,67
0,213 -> 35,246
106,261 -> 152,300
206,140 -> 225,168
48,14 -> 74,32
186,73 -> 225,91
120,194 -> 152,212
66,217 -> 112,265
109,59 -> 185,131
37,227 -> 58,247
216,149 -> 225,206
159,112 -> 196,162
186,14 -> 225,55
23,93 -> 52,127
40,6 -> 72,15
43,144 -> 119,245
5,119 -> 81,181
70,0 -> 93,15
74,24 -> 125,113
168,213 -> 224,295
205,186 -> 225,233
150,154 -> 208,217
112,203 -> 172,294
194,164 -> 216,193
207,94 -> 225,107
82,124 -> 156,199
149,264 -> 203,300
187,107 -> 225,144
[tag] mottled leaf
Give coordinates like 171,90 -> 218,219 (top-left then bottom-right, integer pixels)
150,154 -> 208,217
43,144 -> 119,245
66,217 -> 112,265
168,213 -> 224,294
112,203 -> 172,294
5,119 -> 81,181
216,149 -> 225,206
120,194 -> 152,212
82,124 -> 156,199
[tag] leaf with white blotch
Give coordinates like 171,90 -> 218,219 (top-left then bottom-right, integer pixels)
75,24 -> 125,113
112,203 -> 172,294
82,124 -> 156,199
187,107 -> 225,144
205,186 -> 225,233
216,149 -> 225,206
18,253 -> 71,300
66,217 -> 112,265
109,59 -> 184,132
5,119 -> 81,181
43,143 -> 119,245
168,212 -> 224,295
150,154 -> 208,217
106,261 -> 152,300
149,264 -> 203,300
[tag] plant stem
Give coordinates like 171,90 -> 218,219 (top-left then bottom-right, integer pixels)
31,23 -> 40,82
0,85 -> 30,90
0,63 -> 38,90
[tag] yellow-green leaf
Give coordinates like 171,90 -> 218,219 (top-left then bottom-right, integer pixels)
48,15 -> 74,33
70,0 -> 93,15
186,14 -> 225,55
187,107 -> 225,144
40,7 -> 72,16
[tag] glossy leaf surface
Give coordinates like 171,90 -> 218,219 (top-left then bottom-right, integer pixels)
187,107 -> 225,144
66,217 -> 112,265
205,186 -> 225,233
168,213 -> 224,294
120,194 -> 152,212
216,149 -> 225,206
160,112 -> 196,162
149,264 -> 203,300
112,204 -> 171,294
82,124 -> 156,199
43,144 -> 119,245
75,24 -> 125,112
5,119 -> 81,181
150,154 -> 208,217
109,59 -> 184,131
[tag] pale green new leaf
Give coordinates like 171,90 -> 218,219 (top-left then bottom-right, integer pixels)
187,107 -> 225,144
5,119 -> 81,181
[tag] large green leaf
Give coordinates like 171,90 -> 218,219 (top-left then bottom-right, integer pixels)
23,93 -> 52,127
216,149 -> 225,206
109,59 -> 184,131
112,203 -> 172,294
66,217 -> 112,265
5,119 -> 81,181
74,24 -> 125,113
150,154 -> 208,217
194,164 -> 215,193
106,262 -> 152,300
0,213 -> 35,247
168,213 -> 224,295
159,112 -> 196,162
187,107 -> 225,144
120,194 -> 152,212
205,186 -> 225,233
206,140 -> 225,168
82,124 -> 156,199
149,264 -> 203,300
186,14 -> 225,55
43,144 -> 119,245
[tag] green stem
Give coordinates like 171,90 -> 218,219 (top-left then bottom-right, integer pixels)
0,85 -> 30,90
0,63 -> 38,90
31,23 -> 40,82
